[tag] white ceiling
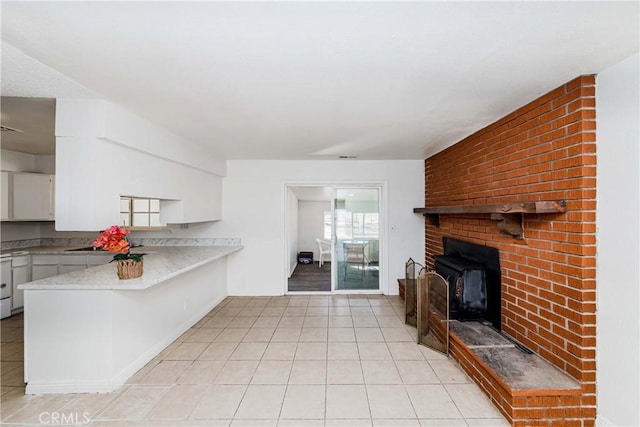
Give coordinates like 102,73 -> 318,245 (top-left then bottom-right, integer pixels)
0,97 -> 56,155
1,1 -> 638,160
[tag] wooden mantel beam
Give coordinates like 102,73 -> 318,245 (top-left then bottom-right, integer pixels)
413,200 -> 566,215
413,200 -> 567,239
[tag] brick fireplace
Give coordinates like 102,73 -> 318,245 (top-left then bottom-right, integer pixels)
423,75 -> 596,425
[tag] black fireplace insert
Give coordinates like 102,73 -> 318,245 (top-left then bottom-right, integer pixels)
434,237 -> 501,330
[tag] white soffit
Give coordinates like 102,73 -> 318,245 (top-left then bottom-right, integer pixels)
1,1 -> 638,160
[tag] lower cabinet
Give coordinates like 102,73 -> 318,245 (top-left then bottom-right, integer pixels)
12,255 -> 30,310
31,253 -> 113,282
1,259 -> 11,319
3,252 -> 113,316
31,255 -> 60,281
32,265 -> 59,281
59,255 -> 89,274
88,254 -> 113,266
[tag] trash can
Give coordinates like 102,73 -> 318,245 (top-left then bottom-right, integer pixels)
298,252 -> 314,264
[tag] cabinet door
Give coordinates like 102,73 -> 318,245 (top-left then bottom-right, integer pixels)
59,255 -> 87,265
59,254 -> 88,274
87,254 -> 113,266
31,255 -> 59,281
59,264 -> 86,274
12,265 -> 30,310
32,255 -> 59,265
1,172 -> 10,221
32,265 -> 59,281
12,173 -> 54,220
1,260 -> 11,299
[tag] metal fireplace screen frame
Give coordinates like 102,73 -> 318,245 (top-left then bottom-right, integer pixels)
417,270 -> 449,356
404,258 -> 423,327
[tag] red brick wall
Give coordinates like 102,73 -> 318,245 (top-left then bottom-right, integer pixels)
424,76 -> 596,422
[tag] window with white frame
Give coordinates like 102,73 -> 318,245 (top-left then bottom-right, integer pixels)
328,210 -> 379,240
120,197 -> 165,228
324,211 -> 332,240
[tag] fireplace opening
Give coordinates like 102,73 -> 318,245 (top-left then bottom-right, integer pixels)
434,237 -> 501,330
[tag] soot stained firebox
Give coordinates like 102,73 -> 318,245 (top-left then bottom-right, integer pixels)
434,237 -> 501,330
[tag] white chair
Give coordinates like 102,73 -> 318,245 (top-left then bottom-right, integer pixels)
343,241 -> 367,280
315,238 -> 331,268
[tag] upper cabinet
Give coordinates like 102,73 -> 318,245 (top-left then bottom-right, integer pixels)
1,171 -> 10,221
5,172 -> 55,221
54,100 -> 225,230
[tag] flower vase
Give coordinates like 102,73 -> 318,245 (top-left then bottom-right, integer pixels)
116,258 -> 144,280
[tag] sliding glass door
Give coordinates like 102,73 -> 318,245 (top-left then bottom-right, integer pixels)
334,188 -> 380,291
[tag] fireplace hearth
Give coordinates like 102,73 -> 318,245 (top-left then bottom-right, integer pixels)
434,237 -> 501,330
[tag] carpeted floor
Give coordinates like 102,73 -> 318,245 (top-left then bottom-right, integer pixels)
288,262 -> 380,292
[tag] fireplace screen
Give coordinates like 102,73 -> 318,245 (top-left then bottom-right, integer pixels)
404,258 -> 423,327
417,271 -> 449,355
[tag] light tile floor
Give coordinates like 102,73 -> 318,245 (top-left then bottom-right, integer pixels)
1,295 -> 509,426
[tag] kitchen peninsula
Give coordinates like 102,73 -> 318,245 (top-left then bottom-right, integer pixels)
18,245 -> 242,394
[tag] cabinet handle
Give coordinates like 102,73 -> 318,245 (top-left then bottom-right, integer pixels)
0,283 -> 6,288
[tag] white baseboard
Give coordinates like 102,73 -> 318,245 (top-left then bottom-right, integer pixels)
289,261 -> 298,278
26,381 -> 114,395
596,415 -> 615,426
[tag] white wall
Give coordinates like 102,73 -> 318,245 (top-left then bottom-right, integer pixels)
54,99 -> 226,230
206,160 -> 424,296
596,53 -> 640,427
287,189 -> 299,277
0,222 -> 40,242
298,200 -> 330,261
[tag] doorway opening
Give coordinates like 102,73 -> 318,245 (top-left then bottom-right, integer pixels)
285,184 -> 383,294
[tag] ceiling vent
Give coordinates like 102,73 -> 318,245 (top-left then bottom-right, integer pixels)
338,155 -> 357,159
0,125 -> 24,133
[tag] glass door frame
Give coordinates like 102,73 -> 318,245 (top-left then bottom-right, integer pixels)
283,182 -> 387,295
331,186 -> 382,293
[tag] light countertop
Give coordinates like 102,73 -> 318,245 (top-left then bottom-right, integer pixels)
18,245 -> 242,291
2,245 -> 101,255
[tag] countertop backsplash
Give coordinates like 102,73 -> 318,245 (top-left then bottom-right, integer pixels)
0,237 -> 242,252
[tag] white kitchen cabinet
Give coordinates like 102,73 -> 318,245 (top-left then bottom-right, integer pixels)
59,264 -> 87,274
12,173 -> 55,221
88,254 -> 113,266
1,172 -> 10,221
58,254 -> 86,274
1,258 -> 12,319
58,251 -> 113,274
11,255 -> 30,310
60,253 -> 112,273
1,259 -> 11,290
32,265 -> 59,281
30,252 -> 113,281
31,255 -> 59,281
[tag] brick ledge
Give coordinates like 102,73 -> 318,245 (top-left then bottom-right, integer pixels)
449,328 -> 593,425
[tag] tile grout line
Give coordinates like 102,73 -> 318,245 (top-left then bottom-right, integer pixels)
0,295 -> 508,426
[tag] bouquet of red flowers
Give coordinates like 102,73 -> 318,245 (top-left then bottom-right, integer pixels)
92,225 -> 144,263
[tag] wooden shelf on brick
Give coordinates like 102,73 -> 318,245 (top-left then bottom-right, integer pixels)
413,200 -> 567,239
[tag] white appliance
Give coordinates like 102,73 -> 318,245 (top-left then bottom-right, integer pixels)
1,255 -> 12,319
